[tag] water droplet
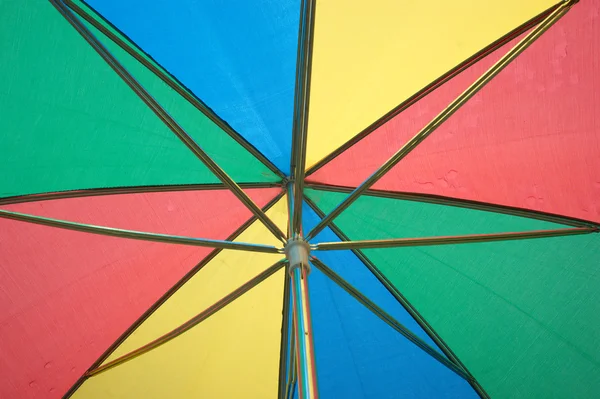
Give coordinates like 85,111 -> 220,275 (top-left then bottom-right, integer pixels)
526,196 -> 538,207
44,361 -> 52,369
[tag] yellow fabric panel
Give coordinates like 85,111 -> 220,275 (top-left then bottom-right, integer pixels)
306,0 -> 557,167
73,198 -> 288,399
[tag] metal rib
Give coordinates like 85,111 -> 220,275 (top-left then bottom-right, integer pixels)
63,0 -> 285,179
284,186 -> 302,395
303,195 -> 490,398
304,1 -> 564,177
305,2 -> 573,241
278,270 -> 293,399
313,227 -> 598,251
290,264 -> 318,399
309,257 -> 471,382
86,260 -> 286,377
52,0 -> 287,244
304,183 -> 600,229
287,182 -> 295,238
289,0 -> 317,237
0,182 -> 279,206
62,191 -> 285,399
287,167 -> 319,397
0,209 -> 283,254
285,328 -> 297,399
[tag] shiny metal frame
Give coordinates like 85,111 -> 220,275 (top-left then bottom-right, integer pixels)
313,227 -> 598,251
286,0 -> 319,397
277,272 -> 293,399
0,209 -> 283,254
290,0 -> 317,237
286,181 -> 319,399
0,182 -> 279,206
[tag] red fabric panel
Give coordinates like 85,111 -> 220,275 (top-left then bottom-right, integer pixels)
309,2 -> 600,222
0,188 -> 280,398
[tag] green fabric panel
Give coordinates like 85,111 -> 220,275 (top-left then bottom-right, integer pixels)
0,1 -> 275,199
307,189 -> 600,398
305,188 -> 567,237
70,0 -> 185,92
72,2 -> 279,184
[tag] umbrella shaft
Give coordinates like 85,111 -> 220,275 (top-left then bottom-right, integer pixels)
291,266 -> 318,399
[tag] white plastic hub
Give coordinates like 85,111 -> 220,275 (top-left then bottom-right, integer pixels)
284,239 -> 311,274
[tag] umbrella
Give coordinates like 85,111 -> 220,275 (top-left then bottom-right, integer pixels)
0,0 -> 598,398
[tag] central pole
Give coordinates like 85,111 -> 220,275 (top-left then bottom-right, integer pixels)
287,0 -> 317,395
286,183 -> 318,399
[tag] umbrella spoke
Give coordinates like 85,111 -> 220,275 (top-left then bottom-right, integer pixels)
309,256 -> 473,382
0,182 -> 280,206
313,227 -> 599,251
85,260 -> 287,377
304,1 -> 575,241
51,0 -> 287,244
62,0 -> 285,180
0,209 -> 284,254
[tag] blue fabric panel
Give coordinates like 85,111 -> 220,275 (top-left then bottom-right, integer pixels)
85,0 -> 299,173
303,203 -> 477,398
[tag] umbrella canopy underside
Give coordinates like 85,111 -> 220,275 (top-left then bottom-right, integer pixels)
0,0 -> 598,398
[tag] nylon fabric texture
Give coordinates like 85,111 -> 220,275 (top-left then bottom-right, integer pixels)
309,0 -> 600,223
307,266 -> 476,399
71,197 -> 288,398
303,203 -> 477,398
0,0 -> 275,199
0,188 -> 280,398
308,189 -> 600,398
69,0 -> 191,95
